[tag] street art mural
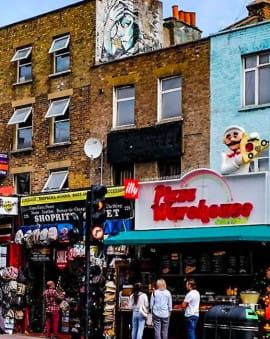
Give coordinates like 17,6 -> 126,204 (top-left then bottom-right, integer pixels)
221,125 -> 269,175
96,0 -> 162,63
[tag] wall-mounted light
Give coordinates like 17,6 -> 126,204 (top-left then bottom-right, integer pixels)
99,88 -> 104,94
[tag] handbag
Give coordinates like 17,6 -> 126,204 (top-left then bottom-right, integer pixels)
146,313 -> 153,327
139,304 -> 148,318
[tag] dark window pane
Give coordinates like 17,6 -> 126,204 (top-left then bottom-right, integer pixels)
245,71 -> 255,105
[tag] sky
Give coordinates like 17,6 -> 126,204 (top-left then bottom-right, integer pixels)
0,0 -> 251,37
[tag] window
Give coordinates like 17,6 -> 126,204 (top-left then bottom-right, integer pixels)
11,46 -> 32,83
114,86 -> 135,127
243,52 -> 270,106
158,158 -> 181,178
42,169 -> 68,192
14,173 -> 30,195
159,76 -> 182,120
45,98 -> 70,144
250,149 -> 269,172
8,107 -> 32,150
112,163 -> 134,185
49,35 -> 70,74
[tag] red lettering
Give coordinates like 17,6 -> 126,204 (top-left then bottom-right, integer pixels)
241,202 -> 253,217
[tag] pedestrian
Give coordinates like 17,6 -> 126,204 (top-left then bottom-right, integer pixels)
150,278 -> 172,339
181,278 -> 200,339
43,280 -> 64,339
128,282 -> 149,339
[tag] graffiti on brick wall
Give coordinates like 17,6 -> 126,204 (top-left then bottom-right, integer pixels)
96,0 -> 162,63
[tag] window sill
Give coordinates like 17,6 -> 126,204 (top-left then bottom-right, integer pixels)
239,103 -> 270,112
10,147 -> 33,155
12,80 -> 33,86
111,124 -> 136,131
47,141 -> 71,149
49,70 -> 71,78
156,116 -> 183,125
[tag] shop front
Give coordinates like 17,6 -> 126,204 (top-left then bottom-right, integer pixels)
14,187 -> 133,337
104,169 -> 270,339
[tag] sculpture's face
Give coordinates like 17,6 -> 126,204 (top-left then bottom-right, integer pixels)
223,129 -> 243,151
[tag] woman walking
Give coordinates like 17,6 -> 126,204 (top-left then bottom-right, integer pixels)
128,282 -> 149,339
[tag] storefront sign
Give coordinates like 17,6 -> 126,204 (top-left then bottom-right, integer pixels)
21,187 -> 133,225
124,179 -> 139,199
56,250 -> 68,269
0,153 -> 8,177
0,197 -> 18,215
135,169 -> 268,230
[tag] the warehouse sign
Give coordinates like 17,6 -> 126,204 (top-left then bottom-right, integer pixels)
20,187 -> 133,225
135,169 -> 268,230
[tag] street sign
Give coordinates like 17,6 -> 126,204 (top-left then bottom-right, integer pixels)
91,226 -> 104,240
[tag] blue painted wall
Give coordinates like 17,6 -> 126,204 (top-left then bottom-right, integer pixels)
210,21 -> 270,172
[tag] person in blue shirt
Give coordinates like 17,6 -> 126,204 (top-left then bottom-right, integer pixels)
150,279 -> 172,339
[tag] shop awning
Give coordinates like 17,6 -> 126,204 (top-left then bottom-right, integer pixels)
104,225 -> 270,245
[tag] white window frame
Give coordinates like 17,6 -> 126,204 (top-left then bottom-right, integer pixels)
113,85 -> 135,128
42,170 -> 68,192
250,149 -> 269,172
11,47 -> 32,62
243,52 -> 270,107
158,75 -> 182,121
49,35 -> 70,74
11,47 -> 32,83
45,98 -> 70,119
8,107 -> 33,150
45,98 -> 70,144
8,107 -> 32,125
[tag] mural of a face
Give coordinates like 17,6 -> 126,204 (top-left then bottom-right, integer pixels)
223,127 -> 244,152
103,1 -> 139,58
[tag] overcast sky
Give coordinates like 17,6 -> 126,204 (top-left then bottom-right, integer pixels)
0,0 -> 251,37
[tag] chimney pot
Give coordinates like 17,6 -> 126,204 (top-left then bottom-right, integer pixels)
190,12 -> 196,26
172,5 -> 179,19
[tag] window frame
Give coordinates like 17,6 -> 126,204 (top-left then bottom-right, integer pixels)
49,35 -> 70,74
11,47 -> 32,83
243,52 -> 270,107
249,149 -> 269,172
112,163 -> 134,186
8,107 -> 33,150
45,98 -> 70,144
42,170 -> 68,192
113,85 -> 135,128
14,173 -> 30,195
158,75 -> 182,121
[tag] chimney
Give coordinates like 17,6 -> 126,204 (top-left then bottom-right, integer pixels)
184,12 -> 191,25
246,0 -> 270,21
172,5 -> 179,19
190,12 -> 196,26
179,10 -> 185,22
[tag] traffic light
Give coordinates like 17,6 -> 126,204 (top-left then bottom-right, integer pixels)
91,184 -> 107,226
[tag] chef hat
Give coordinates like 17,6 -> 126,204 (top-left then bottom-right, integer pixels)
223,125 -> 245,136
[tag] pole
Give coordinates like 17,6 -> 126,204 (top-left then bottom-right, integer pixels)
84,187 -> 93,338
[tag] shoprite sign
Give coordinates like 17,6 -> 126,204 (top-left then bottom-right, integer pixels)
21,187 -> 133,225
135,169 -> 269,230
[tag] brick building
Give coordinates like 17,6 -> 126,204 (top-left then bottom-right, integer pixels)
0,0 -> 209,195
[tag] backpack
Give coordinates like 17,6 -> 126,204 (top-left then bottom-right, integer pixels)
48,226 -> 58,242
39,228 -> 49,245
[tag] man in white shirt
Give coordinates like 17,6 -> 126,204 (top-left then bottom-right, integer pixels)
181,279 -> 200,339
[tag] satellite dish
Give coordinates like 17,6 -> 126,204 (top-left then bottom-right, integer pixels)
84,138 -> 103,159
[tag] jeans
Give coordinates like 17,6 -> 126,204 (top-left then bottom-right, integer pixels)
153,314 -> 169,339
184,315 -> 198,339
132,309 -> 146,339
